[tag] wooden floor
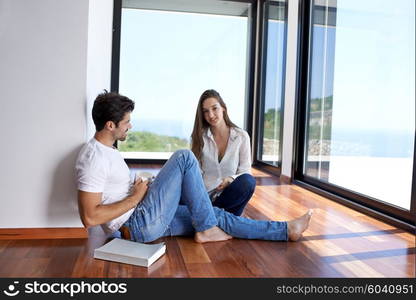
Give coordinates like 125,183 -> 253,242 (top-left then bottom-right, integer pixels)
0,167 -> 414,278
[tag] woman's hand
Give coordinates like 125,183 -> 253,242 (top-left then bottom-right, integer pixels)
216,177 -> 234,191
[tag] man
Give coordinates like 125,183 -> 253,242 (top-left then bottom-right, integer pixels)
75,91 -> 312,243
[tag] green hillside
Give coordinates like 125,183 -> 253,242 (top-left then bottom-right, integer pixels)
118,131 -> 189,152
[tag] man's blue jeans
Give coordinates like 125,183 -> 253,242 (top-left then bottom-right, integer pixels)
125,150 -> 288,243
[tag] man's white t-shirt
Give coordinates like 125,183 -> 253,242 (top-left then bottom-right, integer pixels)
75,138 -> 134,234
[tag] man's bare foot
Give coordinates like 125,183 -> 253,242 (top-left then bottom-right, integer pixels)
287,209 -> 313,241
194,226 -> 232,243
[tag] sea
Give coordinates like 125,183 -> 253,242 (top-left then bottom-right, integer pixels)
131,118 -> 193,141
130,119 -> 414,158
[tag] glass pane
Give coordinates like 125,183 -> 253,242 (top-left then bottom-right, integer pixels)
305,0 -> 415,210
260,0 -> 287,166
118,0 -> 250,159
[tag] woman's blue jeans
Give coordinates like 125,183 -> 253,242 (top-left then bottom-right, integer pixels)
213,173 -> 256,216
125,150 -> 288,243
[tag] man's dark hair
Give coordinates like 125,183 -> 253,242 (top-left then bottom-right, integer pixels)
92,91 -> 135,131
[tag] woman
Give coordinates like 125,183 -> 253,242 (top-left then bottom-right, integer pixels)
191,89 -> 256,216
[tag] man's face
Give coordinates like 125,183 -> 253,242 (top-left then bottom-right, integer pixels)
114,112 -> 132,141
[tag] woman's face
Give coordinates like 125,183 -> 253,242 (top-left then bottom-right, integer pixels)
202,97 -> 225,127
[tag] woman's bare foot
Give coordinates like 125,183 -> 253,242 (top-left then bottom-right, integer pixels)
287,209 -> 313,241
194,226 -> 232,243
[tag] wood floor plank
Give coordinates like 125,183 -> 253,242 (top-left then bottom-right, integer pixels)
177,238 -> 211,264
219,240 -> 271,277
202,240 -> 262,277
43,239 -> 86,277
11,258 -> 50,277
184,263 -> 220,278
0,240 -> 10,254
153,238 -> 189,278
1,240 -> 33,259
71,231 -> 107,278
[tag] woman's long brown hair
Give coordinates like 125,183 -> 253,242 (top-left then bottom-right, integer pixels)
191,89 -> 238,163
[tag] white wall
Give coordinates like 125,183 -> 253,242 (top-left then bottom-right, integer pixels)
0,0 -> 112,228
86,0 -> 113,140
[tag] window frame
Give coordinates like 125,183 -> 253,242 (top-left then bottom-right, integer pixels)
252,0 -> 288,176
111,0 -> 257,164
293,0 -> 416,231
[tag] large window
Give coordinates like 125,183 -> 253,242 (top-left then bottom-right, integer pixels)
297,0 -> 415,223
113,0 -> 254,160
256,0 -> 287,169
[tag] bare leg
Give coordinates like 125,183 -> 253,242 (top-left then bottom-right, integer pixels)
194,226 -> 232,243
287,209 -> 313,241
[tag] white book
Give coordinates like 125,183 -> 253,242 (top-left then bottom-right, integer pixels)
94,238 -> 166,267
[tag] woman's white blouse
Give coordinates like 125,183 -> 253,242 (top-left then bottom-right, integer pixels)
201,127 -> 252,192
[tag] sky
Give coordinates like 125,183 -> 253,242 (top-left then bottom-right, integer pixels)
330,0 -> 415,133
119,8 -> 248,135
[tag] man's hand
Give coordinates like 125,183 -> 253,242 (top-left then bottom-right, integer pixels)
216,177 -> 234,191
78,179 -> 149,228
130,178 -> 149,206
